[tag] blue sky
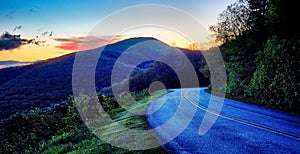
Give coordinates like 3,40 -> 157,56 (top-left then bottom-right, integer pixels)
0,0 -> 236,61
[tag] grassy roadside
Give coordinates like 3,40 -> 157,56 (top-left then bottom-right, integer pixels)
0,90 -> 168,153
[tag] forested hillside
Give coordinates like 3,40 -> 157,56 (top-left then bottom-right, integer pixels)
0,37 -> 208,120
205,0 -> 300,112
0,37 -> 207,153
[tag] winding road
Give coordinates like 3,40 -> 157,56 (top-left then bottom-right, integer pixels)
146,88 -> 300,153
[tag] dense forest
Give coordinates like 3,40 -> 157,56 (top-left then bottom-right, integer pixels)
204,0 -> 300,113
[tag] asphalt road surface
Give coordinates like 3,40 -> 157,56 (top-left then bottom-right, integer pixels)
147,87 -> 300,153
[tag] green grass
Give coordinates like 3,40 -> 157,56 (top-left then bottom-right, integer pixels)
0,89 -> 168,153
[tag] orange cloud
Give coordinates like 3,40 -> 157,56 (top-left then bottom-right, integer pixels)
54,35 -> 124,51
55,42 -> 79,50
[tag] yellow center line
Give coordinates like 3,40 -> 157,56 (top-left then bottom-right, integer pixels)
183,91 -> 300,141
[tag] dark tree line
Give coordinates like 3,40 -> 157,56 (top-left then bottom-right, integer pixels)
206,0 -> 300,112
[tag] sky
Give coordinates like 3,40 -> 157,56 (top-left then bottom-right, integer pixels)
0,0 -> 236,62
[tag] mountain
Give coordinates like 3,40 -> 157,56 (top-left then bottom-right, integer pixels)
0,37 -> 209,120
0,60 -> 32,69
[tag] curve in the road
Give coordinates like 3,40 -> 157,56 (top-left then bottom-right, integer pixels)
147,87 -> 300,153
183,90 -> 300,141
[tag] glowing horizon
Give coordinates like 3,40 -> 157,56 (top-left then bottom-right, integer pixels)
0,0 -> 235,62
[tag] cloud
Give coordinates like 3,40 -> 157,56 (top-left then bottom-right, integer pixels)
54,35 -> 124,51
12,25 -> 22,32
5,9 -> 15,18
0,32 -> 44,51
55,42 -> 79,50
41,32 -> 48,36
41,31 -> 53,37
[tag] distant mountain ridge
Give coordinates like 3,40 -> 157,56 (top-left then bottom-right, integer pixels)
0,37 -> 209,120
0,60 -> 32,69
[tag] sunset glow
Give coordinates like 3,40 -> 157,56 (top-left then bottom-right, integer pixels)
0,0 -> 236,62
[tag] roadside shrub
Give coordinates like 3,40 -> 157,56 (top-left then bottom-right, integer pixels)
249,36 -> 300,112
